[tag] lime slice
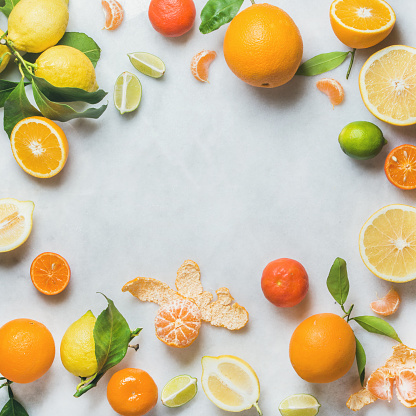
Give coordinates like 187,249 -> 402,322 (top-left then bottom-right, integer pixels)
114,71 -> 142,115
128,52 -> 165,78
279,394 -> 320,416
161,375 -> 197,408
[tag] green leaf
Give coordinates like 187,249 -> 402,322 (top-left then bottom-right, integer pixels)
32,75 -> 107,104
355,336 -> 366,386
326,257 -> 349,306
353,316 -> 402,343
93,295 -> 135,375
32,79 -> 107,122
58,32 -> 101,67
296,51 -> 350,76
0,399 -> 29,416
3,79 -> 41,137
0,0 -> 20,17
0,80 -> 29,107
199,0 -> 244,34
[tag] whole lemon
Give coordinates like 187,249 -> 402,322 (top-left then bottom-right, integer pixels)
7,0 -> 68,53
35,45 -> 98,92
223,4 -> 303,88
60,310 -> 98,378
289,313 -> 356,383
0,29 -> 11,73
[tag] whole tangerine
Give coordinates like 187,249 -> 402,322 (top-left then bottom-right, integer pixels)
0,318 -> 55,383
261,258 -> 309,308
289,313 -> 356,383
148,0 -> 195,37
107,368 -> 158,416
223,3 -> 303,88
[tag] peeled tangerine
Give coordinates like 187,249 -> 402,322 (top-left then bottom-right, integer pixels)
347,344 -> 416,410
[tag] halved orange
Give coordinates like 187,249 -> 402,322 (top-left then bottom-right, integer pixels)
316,78 -> 344,106
10,116 -> 69,178
102,0 -> 124,30
359,46 -> 416,126
384,145 -> 416,190
359,204 -> 416,282
30,252 -> 71,295
370,288 -> 400,316
330,0 -> 396,49
191,50 -> 217,83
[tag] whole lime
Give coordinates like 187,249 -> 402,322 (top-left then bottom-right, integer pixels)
338,121 -> 387,160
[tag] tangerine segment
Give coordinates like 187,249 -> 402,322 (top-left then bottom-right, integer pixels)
370,288 -> 400,316
396,369 -> 416,403
30,252 -> 71,295
359,205 -> 416,282
330,0 -> 395,49
359,46 -> 416,126
102,0 -> 124,30
316,78 -> 344,106
10,116 -> 68,178
191,50 -> 217,83
367,368 -> 394,400
154,298 -> 201,348
384,145 -> 416,190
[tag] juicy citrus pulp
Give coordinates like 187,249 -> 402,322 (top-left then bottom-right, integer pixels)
359,45 -> 416,126
102,0 -> 124,30
329,0 -> 395,49
201,355 -> 262,414
278,394 -> 321,416
161,375 -> 197,407
60,310 -> 98,378
338,121 -> 386,160
30,252 -> 71,295
0,198 -> 34,252
191,50 -> 217,82
114,71 -> 142,114
316,78 -> 344,106
384,145 -> 416,190
128,52 -> 165,78
367,368 -> 394,400
11,116 -> 69,178
359,205 -> 416,282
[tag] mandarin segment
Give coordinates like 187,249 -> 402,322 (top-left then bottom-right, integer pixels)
316,78 -> 344,106
191,50 -> 217,82
370,288 -> 400,316
366,368 -> 394,400
102,0 -> 124,30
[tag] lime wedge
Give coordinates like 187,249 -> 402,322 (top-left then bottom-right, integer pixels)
161,375 -> 197,408
279,394 -> 321,416
114,71 -> 142,115
128,52 -> 165,78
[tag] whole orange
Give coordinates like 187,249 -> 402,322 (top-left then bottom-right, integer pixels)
289,313 -> 356,383
107,368 -> 158,416
0,318 -> 55,383
261,258 -> 309,308
148,0 -> 195,37
223,3 -> 303,88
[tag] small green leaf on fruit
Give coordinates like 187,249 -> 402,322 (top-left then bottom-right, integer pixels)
353,316 -> 401,343
355,336 -> 366,386
58,32 -> 101,67
327,257 -> 349,306
296,51 -> 350,76
199,0 -> 244,34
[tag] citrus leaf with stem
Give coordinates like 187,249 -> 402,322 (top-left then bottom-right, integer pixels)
58,32 -> 101,67
0,0 -> 20,17
296,51 -> 350,76
3,78 -> 41,137
355,336 -> 366,386
32,78 -> 108,122
326,257 -> 349,306
352,316 -> 401,342
0,385 -> 29,416
199,0 -> 244,34
0,80 -> 29,107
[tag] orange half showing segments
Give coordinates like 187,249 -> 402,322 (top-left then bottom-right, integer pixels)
384,145 -> 416,190
30,252 -> 71,295
10,116 -> 68,178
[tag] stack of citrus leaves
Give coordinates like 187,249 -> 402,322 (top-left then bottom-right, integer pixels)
0,25 -> 107,137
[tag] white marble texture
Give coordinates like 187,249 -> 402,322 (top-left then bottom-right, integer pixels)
1,0 -> 416,415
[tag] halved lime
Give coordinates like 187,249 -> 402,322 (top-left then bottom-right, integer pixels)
114,71 -> 142,115
128,52 -> 165,78
161,375 -> 197,408
279,394 -> 320,416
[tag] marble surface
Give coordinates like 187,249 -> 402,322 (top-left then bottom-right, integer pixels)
1,0 -> 416,415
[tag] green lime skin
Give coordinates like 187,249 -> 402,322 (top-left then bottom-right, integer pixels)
338,121 -> 387,160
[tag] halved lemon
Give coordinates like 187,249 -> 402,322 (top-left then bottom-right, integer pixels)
359,204 -> 416,282
359,45 -> 416,126
201,355 -> 262,414
0,198 -> 34,252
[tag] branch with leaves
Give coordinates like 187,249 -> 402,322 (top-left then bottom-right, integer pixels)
327,257 -> 401,386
